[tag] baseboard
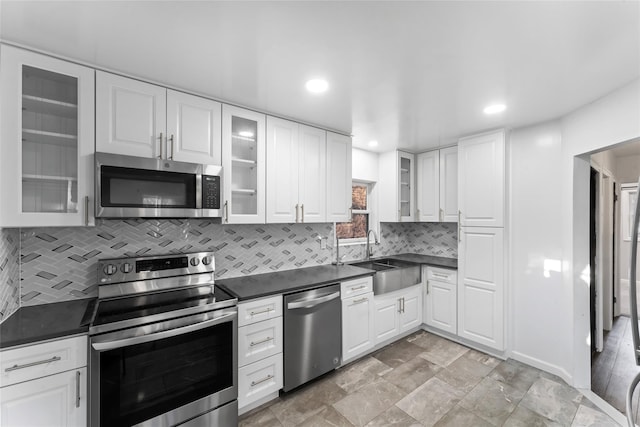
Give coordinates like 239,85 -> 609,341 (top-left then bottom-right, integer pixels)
238,391 -> 279,416
421,325 -> 508,360
578,388 -> 630,426
510,350 -> 573,385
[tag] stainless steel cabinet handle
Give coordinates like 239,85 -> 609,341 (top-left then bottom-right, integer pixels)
401,297 -> 405,313
440,208 -> 444,222
158,132 -> 163,159
250,336 -> 274,347
5,356 -> 61,372
75,371 -> 81,408
417,208 -> 420,218
426,280 -> 430,295
84,196 -> 89,226
432,273 -> 449,279
224,201 -> 229,223
287,291 -> 340,310
301,204 -> 304,223
250,307 -> 273,316
251,374 -> 274,387
350,285 -> 367,292
295,204 -> 299,223
351,297 -> 368,305
398,298 -> 402,313
169,134 -> 174,159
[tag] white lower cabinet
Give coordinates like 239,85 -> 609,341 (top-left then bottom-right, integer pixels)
0,335 -> 87,427
423,266 -> 458,335
237,295 -> 283,412
373,285 -> 422,345
341,277 -> 374,363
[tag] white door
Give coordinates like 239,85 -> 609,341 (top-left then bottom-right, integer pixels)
440,146 -> 458,222
458,130 -> 504,227
96,71 -> 166,158
166,90 -> 221,164
398,152 -> 416,222
399,286 -> 422,332
374,295 -> 399,344
1,368 -> 87,427
221,105 -> 266,224
425,280 -> 457,334
0,45 -> 95,227
342,293 -> 375,362
266,117 -> 299,223
326,132 -> 352,222
458,226 -> 505,350
416,150 -> 440,222
298,125 -> 326,223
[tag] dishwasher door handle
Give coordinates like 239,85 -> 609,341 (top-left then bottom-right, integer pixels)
287,291 -> 340,310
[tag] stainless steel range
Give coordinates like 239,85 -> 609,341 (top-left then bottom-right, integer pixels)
88,251 -> 238,427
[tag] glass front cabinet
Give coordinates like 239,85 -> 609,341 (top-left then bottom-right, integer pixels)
221,104 -> 266,224
0,45 -> 95,227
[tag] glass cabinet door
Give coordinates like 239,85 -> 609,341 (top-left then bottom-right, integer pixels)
221,105 -> 265,224
0,45 -> 94,227
398,152 -> 415,221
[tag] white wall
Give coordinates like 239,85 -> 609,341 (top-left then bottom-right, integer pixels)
509,121 -> 571,377
352,147 -> 379,182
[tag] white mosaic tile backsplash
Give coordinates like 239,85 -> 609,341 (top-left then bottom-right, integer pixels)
5,220 -> 457,309
0,228 -> 20,321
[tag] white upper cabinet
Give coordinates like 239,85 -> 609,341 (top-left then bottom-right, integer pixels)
0,45 -> 95,227
379,151 -> 415,222
326,132 -> 352,223
222,104 -> 266,224
416,150 -> 440,222
166,90 -> 221,164
458,130 -> 504,227
457,226 -> 504,350
439,146 -> 458,222
96,72 -> 222,164
298,125 -> 327,223
96,71 -> 166,158
266,117 -> 299,223
266,117 -> 328,223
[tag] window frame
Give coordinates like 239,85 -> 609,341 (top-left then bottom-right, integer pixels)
335,180 -> 377,245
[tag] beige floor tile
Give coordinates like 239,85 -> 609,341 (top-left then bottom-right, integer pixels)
418,337 -> 469,367
382,355 -> 442,393
372,339 -> 425,368
396,376 -> 465,426
570,404 -> 619,427
239,407 -> 284,427
432,405 -> 493,427
488,359 -> 542,393
519,377 -> 581,425
502,406 -> 563,427
458,377 -> 525,426
364,406 -> 422,427
331,356 -> 393,394
333,377 -> 405,427
297,405 -> 355,427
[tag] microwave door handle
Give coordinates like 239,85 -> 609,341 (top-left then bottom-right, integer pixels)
91,309 -> 236,351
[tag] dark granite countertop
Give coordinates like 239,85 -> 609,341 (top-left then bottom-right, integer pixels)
217,264 -> 375,301
0,298 -> 95,350
383,253 -> 457,269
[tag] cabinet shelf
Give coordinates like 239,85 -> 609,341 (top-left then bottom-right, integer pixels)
400,182 -> 410,186
232,188 -> 257,195
22,174 -> 78,183
232,158 -> 257,167
22,95 -> 77,118
232,134 -> 257,143
22,128 -> 77,147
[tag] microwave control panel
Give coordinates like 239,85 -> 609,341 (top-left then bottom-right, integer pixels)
202,175 -> 221,209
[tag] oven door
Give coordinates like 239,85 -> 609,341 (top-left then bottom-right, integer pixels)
89,307 -> 237,427
95,152 -> 202,218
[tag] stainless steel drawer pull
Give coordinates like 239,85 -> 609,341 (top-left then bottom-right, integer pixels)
250,307 -> 274,316
249,336 -> 274,347
251,374 -> 274,387
351,297 -> 368,305
350,285 -> 367,291
5,356 -> 62,372
75,371 -> 81,408
432,273 -> 449,279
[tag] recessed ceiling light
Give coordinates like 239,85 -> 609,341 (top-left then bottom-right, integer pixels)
238,130 -> 254,138
305,79 -> 329,94
368,140 -> 379,147
484,104 -> 507,115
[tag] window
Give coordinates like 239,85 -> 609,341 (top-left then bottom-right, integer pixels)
336,182 -> 371,241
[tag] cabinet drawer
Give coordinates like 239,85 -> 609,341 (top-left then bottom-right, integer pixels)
238,295 -> 283,327
238,317 -> 283,367
238,353 -> 283,409
340,276 -> 373,299
426,267 -> 457,284
1,336 -> 87,388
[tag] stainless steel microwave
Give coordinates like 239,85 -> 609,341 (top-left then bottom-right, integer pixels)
95,152 -> 222,218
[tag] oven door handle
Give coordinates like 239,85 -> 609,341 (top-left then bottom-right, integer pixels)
91,309 -> 236,352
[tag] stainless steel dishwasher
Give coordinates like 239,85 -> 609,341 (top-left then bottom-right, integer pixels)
283,284 -> 342,392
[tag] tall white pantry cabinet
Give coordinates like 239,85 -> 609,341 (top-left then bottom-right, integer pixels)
457,129 -> 506,351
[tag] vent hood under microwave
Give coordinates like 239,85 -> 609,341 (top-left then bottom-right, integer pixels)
95,152 -> 222,219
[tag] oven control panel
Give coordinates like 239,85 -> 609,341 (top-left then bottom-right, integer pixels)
97,252 -> 215,284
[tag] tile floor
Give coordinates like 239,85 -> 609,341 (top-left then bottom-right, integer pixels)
239,330 -> 621,427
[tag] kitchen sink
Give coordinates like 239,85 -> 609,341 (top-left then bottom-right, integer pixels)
350,257 -> 421,295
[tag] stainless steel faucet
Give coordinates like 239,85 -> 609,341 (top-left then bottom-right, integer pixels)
332,236 -> 344,265
366,229 -> 379,261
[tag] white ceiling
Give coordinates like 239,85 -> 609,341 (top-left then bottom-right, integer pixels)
2,1 -> 639,153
